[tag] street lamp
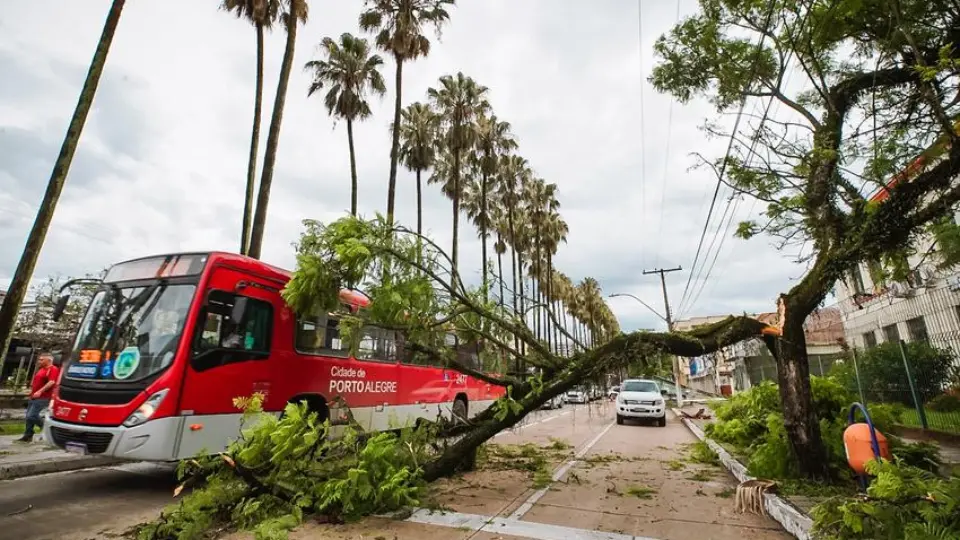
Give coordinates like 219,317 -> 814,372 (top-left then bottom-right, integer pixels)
608,292 -> 684,408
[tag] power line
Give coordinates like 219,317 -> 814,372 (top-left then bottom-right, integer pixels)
638,0 -> 649,269
676,0 -> 779,314
653,0 -> 682,269
679,0 -> 841,317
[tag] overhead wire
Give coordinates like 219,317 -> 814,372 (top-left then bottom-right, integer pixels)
679,0 -> 841,317
675,0 -> 780,314
638,0 -> 649,269
653,0 -> 682,269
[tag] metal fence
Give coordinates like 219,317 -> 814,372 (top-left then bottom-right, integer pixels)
839,331 -> 960,435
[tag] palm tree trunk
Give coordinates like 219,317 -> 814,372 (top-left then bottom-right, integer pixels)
0,0 -> 124,366
416,169 -> 423,236
496,242 -> 505,308
240,23 -> 265,256
480,171 -> 489,302
386,56 -> 403,225
451,149 -> 461,275
248,8 -> 299,260
347,118 -> 358,216
510,245 -> 519,373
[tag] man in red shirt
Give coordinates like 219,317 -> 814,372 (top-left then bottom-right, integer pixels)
16,351 -> 60,443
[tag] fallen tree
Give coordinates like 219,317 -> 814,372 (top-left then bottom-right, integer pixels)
650,0 -> 960,478
138,215 -> 777,539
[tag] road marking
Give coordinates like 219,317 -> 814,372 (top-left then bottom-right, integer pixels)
508,421 -> 615,520
493,409 -> 572,438
406,508 -> 659,540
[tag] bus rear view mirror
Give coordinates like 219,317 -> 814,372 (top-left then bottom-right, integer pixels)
231,297 -> 248,323
52,294 -> 70,322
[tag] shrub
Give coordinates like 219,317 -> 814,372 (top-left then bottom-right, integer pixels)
928,393 -> 960,413
704,376 -> 937,480
811,460 -> 960,539
831,341 -> 955,406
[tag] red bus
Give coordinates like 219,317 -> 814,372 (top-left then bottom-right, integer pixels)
42,252 -> 504,461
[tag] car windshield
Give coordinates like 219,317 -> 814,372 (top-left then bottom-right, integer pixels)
65,283 -> 197,382
621,381 -> 659,393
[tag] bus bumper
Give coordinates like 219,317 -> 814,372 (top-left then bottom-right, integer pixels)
42,416 -> 182,461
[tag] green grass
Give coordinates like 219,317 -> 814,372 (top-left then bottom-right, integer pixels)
0,421 -> 26,436
898,408 -> 960,435
625,485 -> 657,499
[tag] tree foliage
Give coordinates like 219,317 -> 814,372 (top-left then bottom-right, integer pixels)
650,0 -> 960,478
13,273 -> 101,350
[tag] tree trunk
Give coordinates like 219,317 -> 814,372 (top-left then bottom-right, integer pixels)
480,171 -> 489,303
386,56 -> 403,225
0,0 -> 125,366
451,149 -> 461,276
496,234 -> 505,309
416,169 -> 423,237
776,303 -> 832,479
423,315 -> 772,480
347,118 -> 358,216
247,8 -> 299,260
518,257 -> 526,360
240,23 -> 264,256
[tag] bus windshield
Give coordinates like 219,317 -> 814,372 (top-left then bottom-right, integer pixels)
65,283 -> 197,382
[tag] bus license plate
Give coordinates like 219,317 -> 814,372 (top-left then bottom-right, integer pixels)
65,442 -> 88,455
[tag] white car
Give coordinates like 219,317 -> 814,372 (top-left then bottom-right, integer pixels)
607,385 -> 620,400
540,394 -> 564,409
616,379 -> 667,427
564,389 -> 588,404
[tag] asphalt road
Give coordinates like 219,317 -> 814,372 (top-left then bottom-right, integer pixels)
0,462 -> 177,540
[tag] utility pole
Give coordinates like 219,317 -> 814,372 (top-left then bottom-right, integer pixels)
643,266 -> 683,407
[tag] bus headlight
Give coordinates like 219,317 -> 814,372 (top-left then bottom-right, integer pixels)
123,389 -> 169,428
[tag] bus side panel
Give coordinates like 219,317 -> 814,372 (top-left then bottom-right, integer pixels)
325,357 -> 399,431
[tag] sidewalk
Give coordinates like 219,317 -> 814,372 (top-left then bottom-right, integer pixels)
0,434 -> 123,480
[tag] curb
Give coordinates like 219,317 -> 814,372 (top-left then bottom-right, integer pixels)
671,408 -> 813,540
0,456 -> 125,481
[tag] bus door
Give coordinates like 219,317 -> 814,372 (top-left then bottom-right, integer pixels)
175,266 -> 280,458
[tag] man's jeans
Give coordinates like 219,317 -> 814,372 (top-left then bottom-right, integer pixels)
24,398 -> 48,440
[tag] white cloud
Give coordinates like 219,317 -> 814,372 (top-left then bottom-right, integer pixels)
0,0 -> 808,333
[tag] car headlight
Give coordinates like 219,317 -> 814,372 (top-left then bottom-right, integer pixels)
655,399 -> 665,406
123,389 -> 169,428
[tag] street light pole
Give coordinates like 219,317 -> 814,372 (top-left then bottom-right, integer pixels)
643,266 -> 684,408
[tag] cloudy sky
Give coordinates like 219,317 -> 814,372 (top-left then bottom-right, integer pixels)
0,0 -> 813,332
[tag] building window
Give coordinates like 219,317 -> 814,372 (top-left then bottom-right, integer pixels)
882,324 -> 901,343
862,331 -> 877,349
849,266 -> 866,295
906,317 -> 929,343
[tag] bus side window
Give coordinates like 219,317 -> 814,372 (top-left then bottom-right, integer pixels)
294,314 -> 349,357
192,290 -> 273,371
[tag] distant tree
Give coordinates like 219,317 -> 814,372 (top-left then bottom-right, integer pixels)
305,33 -> 386,216
359,0 -> 456,225
14,273 -> 101,351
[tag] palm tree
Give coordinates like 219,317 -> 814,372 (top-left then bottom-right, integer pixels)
398,102 -> 439,236
474,113 -> 516,301
496,154 -> 530,319
542,211 -> 568,351
247,0 -> 308,260
220,0 -> 280,255
359,0 -> 455,225
0,0 -> 125,366
427,72 -> 490,273
577,277 -> 604,347
305,33 -> 386,216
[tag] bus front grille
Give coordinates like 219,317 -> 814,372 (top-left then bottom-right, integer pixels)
50,427 -> 114,454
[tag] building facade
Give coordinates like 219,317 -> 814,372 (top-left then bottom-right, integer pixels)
674,308 -> 845,395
